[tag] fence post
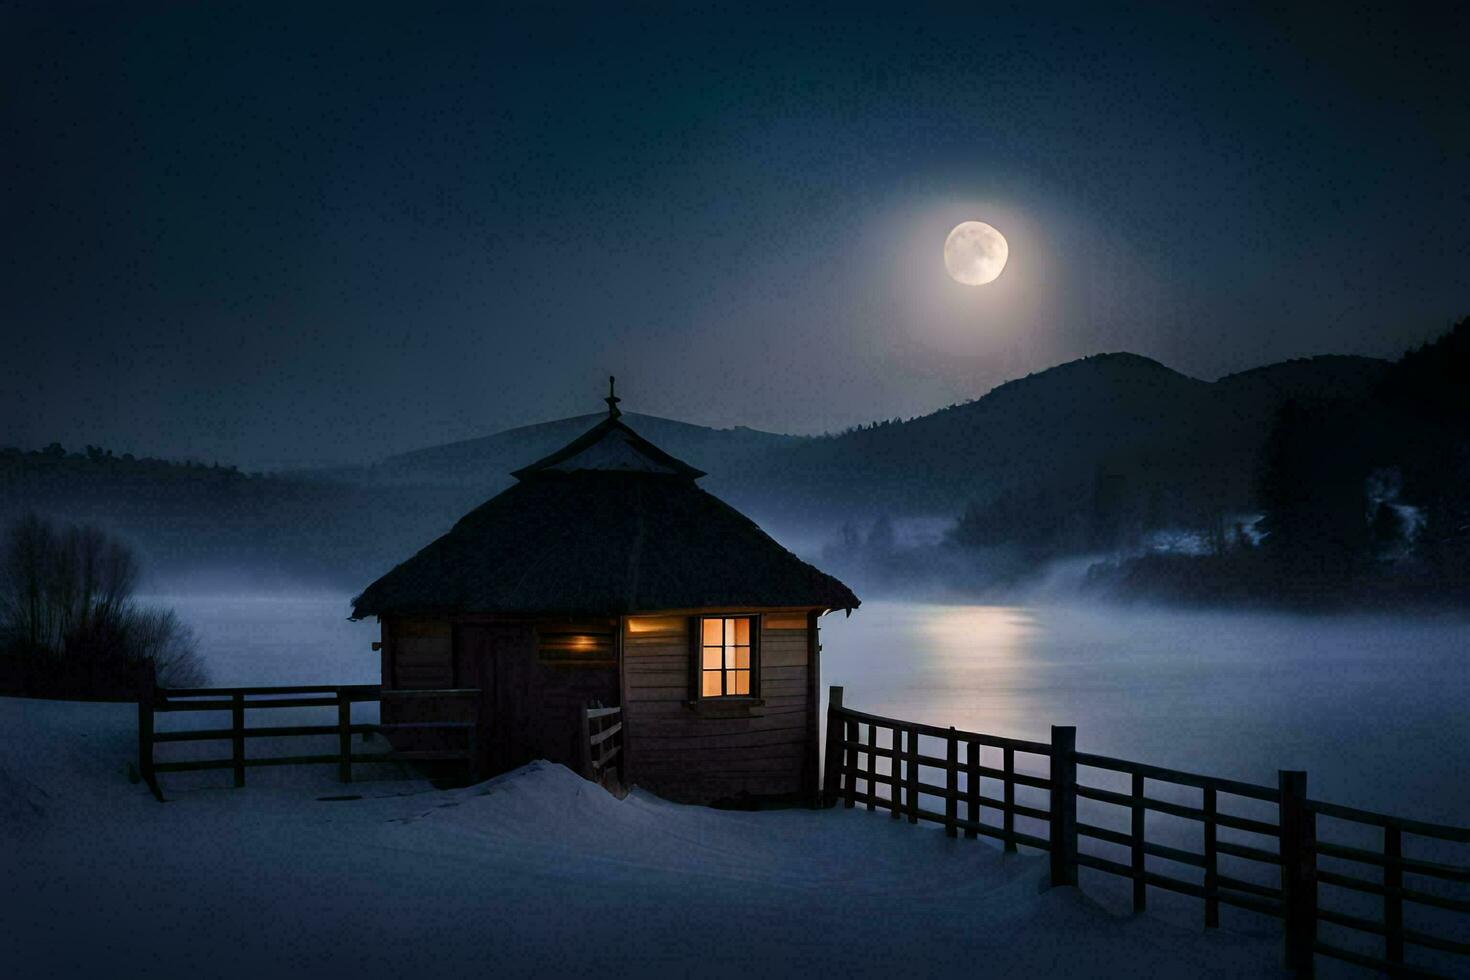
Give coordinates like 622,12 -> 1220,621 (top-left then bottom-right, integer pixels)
944,727 -> 958,838
889,726 -> 902,820
1384,826 -> 1403,966
231,692 -> 245,788
1279,770 -> 1316,976
337,688 -> 352,784
965,738 -> 979,840
136,666 -> 158,800
821,686 -> 843,807
843,715 -> 858,808
1204,785 -> 1219,927
1003,745 -> 1016,852
1049,725 -> 1078,887
1131,772 -> 1146,911
865,721 -> 877,812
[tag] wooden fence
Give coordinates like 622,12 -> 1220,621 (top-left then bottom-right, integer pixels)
580,703 -> 623,789
822,686 -> 1468,978
138,682 -> 481,799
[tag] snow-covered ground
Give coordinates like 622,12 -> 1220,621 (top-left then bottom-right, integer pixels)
0,696 -> 1287,978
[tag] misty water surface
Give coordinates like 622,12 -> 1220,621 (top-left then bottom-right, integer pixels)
820,602 -> 1469,825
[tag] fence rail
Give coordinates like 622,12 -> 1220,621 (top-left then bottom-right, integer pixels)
823,686 -> 1468,978
580,703 -> 623,789
137,682 -> 481,799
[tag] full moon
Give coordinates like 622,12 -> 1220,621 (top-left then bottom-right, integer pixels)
943,221 -> 1009,285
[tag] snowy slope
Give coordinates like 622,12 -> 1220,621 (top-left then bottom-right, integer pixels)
0,697 -> 1282,978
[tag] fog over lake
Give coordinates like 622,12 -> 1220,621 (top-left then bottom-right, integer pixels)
821,602 -> 1468,824
145,593 -> 1468,824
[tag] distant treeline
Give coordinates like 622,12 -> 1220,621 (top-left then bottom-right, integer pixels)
0,443 -> 474,590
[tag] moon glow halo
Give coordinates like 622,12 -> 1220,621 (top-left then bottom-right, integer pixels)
943,221 -> 1009,285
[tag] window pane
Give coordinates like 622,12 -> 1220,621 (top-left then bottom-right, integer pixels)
723,618 -> 735,645
734,647 -> 749,669
702,619 -> 722,646
701,671 -> 722,697
733,618 -> 750,645
731,669 -> 750,695
724,646 -> 737,669
702,648 -> 721,670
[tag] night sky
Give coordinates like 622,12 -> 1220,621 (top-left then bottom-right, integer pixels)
4,3 -> 1466,470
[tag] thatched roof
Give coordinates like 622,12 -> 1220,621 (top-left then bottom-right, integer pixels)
351,408 -> 858,620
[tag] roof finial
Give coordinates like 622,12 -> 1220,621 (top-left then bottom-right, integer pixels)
605,375 -> 622,419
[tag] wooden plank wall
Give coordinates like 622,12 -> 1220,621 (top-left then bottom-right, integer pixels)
622,612 -> 813,804
389,618 -> 453,689
380,617 -> 457,758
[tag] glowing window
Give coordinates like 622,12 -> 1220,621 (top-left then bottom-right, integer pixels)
699,616 -> 755,698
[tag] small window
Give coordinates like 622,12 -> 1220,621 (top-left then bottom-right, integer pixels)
698,616 -> 756,698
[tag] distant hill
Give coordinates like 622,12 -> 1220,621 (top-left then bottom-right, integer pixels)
716,353 -> 1390,530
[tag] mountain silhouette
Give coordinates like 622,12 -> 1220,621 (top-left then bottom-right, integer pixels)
715,352 -> 1389,530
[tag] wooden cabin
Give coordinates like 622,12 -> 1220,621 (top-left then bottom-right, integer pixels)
350,382 -> 859,806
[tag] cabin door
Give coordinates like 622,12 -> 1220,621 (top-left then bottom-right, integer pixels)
455,624 -> 539,775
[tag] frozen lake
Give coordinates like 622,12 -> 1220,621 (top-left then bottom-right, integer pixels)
146,593 -> 1470,823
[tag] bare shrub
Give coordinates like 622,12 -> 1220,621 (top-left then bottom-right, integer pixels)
125,607 -> 208,688
0,514 -> 207,695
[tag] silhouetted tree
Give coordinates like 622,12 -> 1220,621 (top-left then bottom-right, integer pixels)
1255,398 -> 1374,577
0,514 -> 206,691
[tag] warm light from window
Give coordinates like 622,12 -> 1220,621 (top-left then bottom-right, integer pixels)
701,616 -> 752,697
